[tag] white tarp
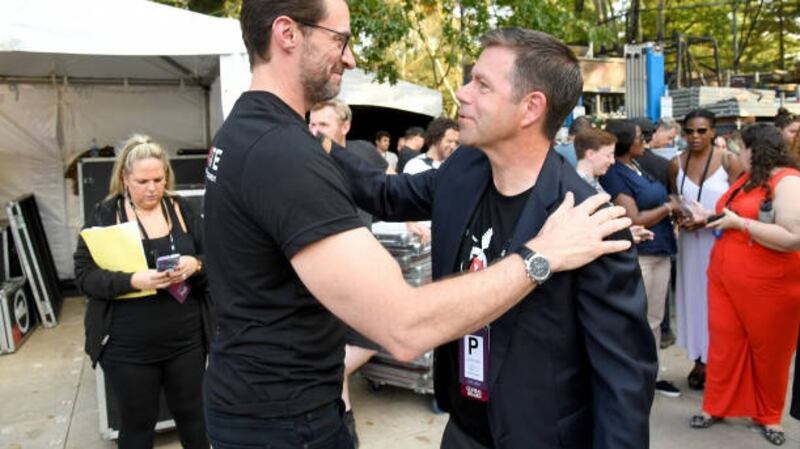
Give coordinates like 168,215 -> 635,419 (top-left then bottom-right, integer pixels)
0,0 -> 243,279
0,0 -> 244,57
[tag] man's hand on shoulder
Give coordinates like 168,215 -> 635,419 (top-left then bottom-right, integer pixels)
528,192 -> 632,272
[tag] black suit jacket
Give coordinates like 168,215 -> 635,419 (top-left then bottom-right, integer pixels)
332,145 -> 657,449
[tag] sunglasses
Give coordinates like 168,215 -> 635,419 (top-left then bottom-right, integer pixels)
683,128 -> 709,136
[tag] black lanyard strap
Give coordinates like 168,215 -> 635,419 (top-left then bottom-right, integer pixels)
128,197 -> 176,253
680,148 -> 714,202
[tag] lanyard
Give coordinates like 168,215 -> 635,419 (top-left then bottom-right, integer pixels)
127,197 -> 177,254
680,148 -> 714,201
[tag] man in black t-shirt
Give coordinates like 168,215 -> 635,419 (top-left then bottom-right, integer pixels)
396,126 -> 426,173
331,29 -> 656,449
203,2 -> 635,449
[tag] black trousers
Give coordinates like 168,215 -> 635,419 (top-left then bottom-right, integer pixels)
440,419 -> 492,449
100,346 -> 209,449
205,400 -> 353,449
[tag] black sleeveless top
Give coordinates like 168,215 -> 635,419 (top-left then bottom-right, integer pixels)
102,196 -> 203,364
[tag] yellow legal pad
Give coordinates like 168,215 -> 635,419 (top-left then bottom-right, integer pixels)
79,221 -> 155,299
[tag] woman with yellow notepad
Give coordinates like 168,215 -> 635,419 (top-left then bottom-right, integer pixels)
74,134 -> 211,449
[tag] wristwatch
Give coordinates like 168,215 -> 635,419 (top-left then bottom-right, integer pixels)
514,245 -> 552,285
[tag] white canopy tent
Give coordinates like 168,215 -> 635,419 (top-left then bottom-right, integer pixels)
0,0 -> 442,280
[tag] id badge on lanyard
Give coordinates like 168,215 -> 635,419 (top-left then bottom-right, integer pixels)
459,326 -> 490,402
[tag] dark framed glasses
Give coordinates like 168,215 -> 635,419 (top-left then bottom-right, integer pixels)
295,20 -> 351,56
683,127 -> 709,136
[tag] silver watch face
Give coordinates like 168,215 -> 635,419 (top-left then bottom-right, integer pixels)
529,254 -> 551,281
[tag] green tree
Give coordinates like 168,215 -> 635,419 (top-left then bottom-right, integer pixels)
152,0 -> 798,101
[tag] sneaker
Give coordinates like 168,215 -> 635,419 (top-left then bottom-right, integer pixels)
343,410 -> 360,448
660,330 -> 676,349
655,380 -> 681,398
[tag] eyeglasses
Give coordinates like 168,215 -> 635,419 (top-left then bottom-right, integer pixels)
295,20 -> 351,56
683,127 -> 709,136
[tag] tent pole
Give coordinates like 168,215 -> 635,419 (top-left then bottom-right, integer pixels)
204,86 -> 211,147
0,75 -> 205,87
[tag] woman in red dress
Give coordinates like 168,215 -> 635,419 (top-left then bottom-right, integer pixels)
690,123 -> 800,446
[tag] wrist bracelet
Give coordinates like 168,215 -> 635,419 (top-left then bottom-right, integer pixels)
743,219 -> 751,235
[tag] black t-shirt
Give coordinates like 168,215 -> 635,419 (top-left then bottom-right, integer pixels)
636,149 -> 670,189
203,91 -> 365,418
435,183 -> 531,446
397,146 -> 420,173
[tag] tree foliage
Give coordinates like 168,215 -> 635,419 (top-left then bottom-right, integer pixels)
154,0 -> 799,109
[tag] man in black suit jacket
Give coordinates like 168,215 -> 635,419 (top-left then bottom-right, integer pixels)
331,28 -> 656,449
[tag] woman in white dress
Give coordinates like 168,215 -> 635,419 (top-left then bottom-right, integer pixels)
668,109 -> 743,390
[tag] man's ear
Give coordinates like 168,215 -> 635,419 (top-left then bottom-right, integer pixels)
271,16 -> 302,53
342,120 -> 351,137
520,91 -> 547,130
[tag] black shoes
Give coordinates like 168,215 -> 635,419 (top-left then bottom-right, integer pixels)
687,361 -> 706,390
655,380 -> 681,398
343,410 -> 360,448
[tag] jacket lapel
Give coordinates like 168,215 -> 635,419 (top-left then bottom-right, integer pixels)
489,149 -> 565,385
431,148 -> 491,279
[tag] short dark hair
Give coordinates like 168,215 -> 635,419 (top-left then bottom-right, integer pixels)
240,0 -> 327,67
424,118 -> 459,148
683,108 -> 716,128
375,130 -> 390,142
480,28 -> 583,140
574,128 -> 617,160
404,127 -> 425,139
568,116 -> 593,136
631,117 -> 655,143
605,119 -> 638,157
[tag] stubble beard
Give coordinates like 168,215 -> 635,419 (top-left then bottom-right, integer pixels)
300,42 -> 343,105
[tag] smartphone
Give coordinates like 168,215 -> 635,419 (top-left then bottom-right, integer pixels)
706,213 -> 725,224
156,253 -> 181,272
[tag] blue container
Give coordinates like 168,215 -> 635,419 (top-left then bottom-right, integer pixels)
645,47 -> 665,121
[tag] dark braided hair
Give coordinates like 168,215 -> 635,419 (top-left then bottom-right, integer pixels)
741,123 -> 799,198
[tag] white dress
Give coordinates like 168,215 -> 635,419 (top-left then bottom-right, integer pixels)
675,165 -> 729,362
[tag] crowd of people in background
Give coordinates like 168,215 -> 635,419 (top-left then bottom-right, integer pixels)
554,107 -> 800,447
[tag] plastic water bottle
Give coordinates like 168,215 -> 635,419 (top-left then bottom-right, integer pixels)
89,138 -> 98,157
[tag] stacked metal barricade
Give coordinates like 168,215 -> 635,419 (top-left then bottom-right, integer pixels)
357,223 -> 435,398
0,220 -> 38,354
670,87 -> 778,119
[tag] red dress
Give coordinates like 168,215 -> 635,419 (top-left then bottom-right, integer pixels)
704,168 -> 800,425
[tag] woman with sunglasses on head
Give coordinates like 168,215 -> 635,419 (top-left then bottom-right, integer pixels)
690,123 -> 800,446
667,109 -> 743,391
600,119 -> 682,397
74,135 -> 211,449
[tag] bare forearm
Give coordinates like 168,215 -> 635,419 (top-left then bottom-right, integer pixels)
632,205 -> 670,228
387,254 -> 533,360
746,220 -> 800,252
